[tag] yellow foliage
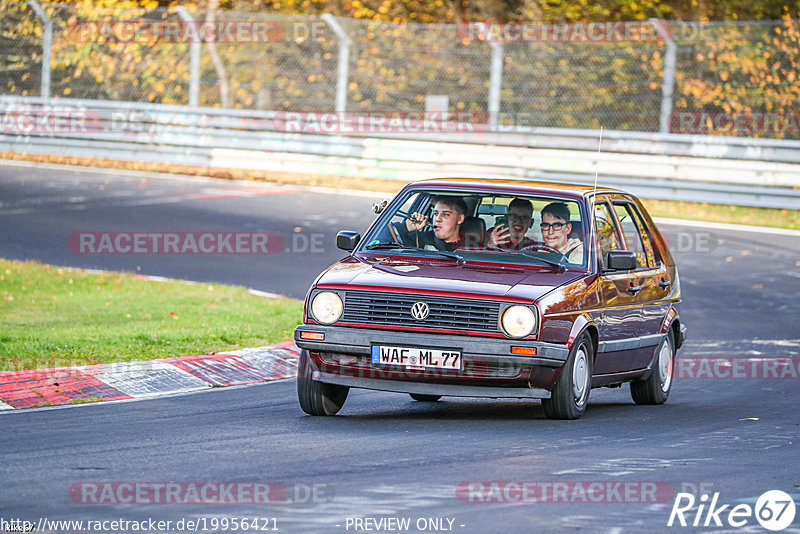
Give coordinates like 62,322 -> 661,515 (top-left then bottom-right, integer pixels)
674,15 -> 800,138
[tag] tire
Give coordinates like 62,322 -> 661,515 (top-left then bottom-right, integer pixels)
409,394 -> 442,402
542,332 -> 593,420
631,329 -> 675,405
297,349 -> 349,416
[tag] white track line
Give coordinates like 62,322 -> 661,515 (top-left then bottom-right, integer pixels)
0,378 -> 294,416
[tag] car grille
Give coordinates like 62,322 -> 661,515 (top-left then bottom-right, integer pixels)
343,291 -> 501,333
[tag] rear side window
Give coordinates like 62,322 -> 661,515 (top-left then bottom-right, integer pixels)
613,203 -> 659,268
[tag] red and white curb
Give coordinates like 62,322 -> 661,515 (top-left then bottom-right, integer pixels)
0,342 -> 300,410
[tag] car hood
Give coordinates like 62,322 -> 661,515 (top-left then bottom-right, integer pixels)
314,256 -> 586,302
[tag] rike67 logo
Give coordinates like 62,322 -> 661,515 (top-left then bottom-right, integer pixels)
668,490 -> 797,531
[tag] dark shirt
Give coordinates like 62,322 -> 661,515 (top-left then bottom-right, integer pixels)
396,223 -> 465,251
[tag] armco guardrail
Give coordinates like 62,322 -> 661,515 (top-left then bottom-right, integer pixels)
1,96 -> 799,209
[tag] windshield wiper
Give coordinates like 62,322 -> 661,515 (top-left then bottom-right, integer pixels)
478,248 -> 566,271
365,243 -> 464,263
365,242 -> 419,250
521,254 -> 566,271
431,251 -> 465,263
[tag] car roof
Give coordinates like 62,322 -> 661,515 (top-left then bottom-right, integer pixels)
406,177 -> 626,199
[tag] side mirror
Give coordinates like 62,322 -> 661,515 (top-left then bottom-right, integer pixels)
606,250 -> 637,271
336,231 -> 361,251
372,199 -> 389,214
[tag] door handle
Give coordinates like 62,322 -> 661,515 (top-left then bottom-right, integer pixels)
659,280 -> 672,288
627,285 -> 642,294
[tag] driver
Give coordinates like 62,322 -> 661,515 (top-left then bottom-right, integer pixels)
540,202 -> 584,263
400,196 -> 467,251
486,198 -> 537,250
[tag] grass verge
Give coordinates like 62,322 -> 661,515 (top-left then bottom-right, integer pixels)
642,199 -> 799,230
1,152 -> 798,229
0,258 -> 303,371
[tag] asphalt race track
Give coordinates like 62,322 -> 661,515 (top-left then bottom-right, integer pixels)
0,161 -> 377,299
1,161 -> 800,533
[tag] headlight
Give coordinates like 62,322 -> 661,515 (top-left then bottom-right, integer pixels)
310,291 -> 343,325
501,305 -> 536,338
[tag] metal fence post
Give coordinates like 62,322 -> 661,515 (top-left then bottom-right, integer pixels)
322,14 -> 350,114
27,0 -> 51,98
176,6 -> 200,108
650,19 -> 676,133
488,42 -> 503,131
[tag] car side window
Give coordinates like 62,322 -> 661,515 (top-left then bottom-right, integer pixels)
373,192 -> 427,245
627,204 -> 660,268
477,196 -> 508,230
594,202 -> 622,269
613,203 -> 657,269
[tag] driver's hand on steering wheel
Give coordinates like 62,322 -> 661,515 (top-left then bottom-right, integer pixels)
406,212 -> 428,232
488,225 -> 511,248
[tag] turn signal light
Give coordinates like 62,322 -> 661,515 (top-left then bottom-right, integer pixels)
300,331 -> 325,341
511,346 -> 537,356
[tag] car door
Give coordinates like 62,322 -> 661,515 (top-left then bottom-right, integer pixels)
611,199 -> 672,369
592,198 -> 644,374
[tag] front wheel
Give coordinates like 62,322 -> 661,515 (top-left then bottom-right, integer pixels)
542,333 -> 593,420
631,330 -> 675,405
297,350 -> 349,416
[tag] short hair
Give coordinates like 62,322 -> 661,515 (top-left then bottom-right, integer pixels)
541,202 -> 571,223
508,198 -> 533,216
431,195 -> 467,216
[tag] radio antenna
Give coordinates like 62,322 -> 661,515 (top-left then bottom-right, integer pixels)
591,127 -> 603,270
593,126 -> 603,194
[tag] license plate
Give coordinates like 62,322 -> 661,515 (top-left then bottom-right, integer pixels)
371,345 -> 462,370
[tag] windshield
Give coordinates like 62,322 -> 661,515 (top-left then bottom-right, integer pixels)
359,189 -> 588,269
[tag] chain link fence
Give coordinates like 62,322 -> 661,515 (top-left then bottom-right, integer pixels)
502,40 -> 664,131
2,2 -> 800,137
338,18 -> 493,113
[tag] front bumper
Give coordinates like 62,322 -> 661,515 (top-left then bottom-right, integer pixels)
294,324 -> 570,368
295,324 -> 570,392
313,370 -> 552,399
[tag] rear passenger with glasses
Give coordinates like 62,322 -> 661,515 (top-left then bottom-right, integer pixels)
540,202 -> 584,263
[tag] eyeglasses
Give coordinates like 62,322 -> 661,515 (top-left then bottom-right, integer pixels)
540,222 -> 567,231
507,213 -> 531,222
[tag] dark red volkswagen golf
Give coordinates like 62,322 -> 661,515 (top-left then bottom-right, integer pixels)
295,178 -> 686,419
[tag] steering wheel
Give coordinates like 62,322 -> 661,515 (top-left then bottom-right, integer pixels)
520,243 -> 567,258
396,209 -> 433,229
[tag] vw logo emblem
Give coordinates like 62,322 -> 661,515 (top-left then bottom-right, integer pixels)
410,302 -> 429,320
